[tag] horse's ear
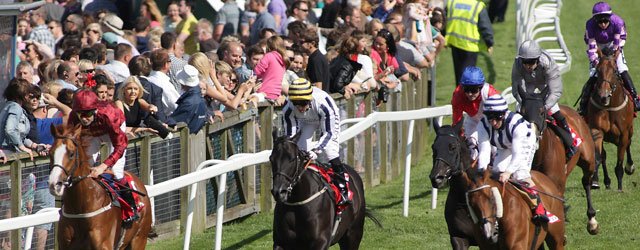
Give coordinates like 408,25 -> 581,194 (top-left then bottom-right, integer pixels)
453,119 -> 463,135
482,169 -> 492,183
272,130 -> 279,145
596,48 -> 603,59
50,124 -> 60,138
614,49 -> 621,60
432,118 -> 441,132
72,124 -> 82,138
461,169 -> 473,187
290,129 -> 303,143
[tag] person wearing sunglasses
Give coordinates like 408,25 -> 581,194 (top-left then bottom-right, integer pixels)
282,78 -> 351,205
512,40 -> 577,159
476,95 -> 549,224
451,66 -> 499,160
67,90 -> 138,221
580,1 -> 640,113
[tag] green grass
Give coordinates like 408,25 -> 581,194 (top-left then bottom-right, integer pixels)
149,1 -> 640,249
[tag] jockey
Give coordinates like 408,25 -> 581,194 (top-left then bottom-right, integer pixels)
282,78 -> 349,205
69,90 -> 138,222
512,40 -> 577,159
476,95 -> 549,224
451,66 -> 500,159
579,1 -> 640,113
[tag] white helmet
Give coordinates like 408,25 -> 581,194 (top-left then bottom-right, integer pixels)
518,40 -> 542,59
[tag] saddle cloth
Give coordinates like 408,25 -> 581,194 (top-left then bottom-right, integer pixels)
511,181 -> 560,224
547,119 -> 583,149
99,173 -> 144,221
307,164 -> 353,214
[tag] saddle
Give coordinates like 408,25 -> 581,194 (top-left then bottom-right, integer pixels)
546,118 -> 583,152
308,164 -> 353,214
98,173 -> 144,224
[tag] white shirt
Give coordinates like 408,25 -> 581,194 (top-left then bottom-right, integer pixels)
98,60 -> 130,83
476,111 -> 535,174
147,71 -> 180,116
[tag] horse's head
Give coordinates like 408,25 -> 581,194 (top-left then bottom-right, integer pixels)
595,48 -> 621,106
464,170 -> 502,244
48,124 -> 85,197
269,130 -> 311,203
519,91 -> 546,136
429,120 -> 469,188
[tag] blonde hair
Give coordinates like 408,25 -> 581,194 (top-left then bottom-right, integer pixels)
42,81 -> 63,98
266,36 -> 289,68
142,0 -> 164,26
117,76 -> 147,102
215,61 -> 233,76
46,59 -> 63,82
188,52 -> 211,79
77,59 -> 94,71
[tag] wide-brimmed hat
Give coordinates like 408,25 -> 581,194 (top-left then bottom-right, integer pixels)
101,14 -> 124,36
177,65 -> 200,87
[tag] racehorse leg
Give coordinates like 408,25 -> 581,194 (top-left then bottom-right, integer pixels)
578,154 -> 599,235
601,148 -> 611,189
451,237 -> 471,250
625,146 -> 635,175
615,140 -> 630,191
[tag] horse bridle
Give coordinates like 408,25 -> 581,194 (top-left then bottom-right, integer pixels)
273,141 -> 312,195
50,136 -> 89,188
433,132 -> 463,179
465,184 -> 503,229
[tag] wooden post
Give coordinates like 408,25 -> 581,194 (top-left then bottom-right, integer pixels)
346,98 -> 356,170
10,160 -> 22,250
363,93 -> 375,187
259,106 -> 274,211
243,118 -> 257,207
140,135 -> 151,185
379,98 -> 391,183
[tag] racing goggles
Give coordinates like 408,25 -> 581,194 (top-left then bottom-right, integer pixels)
484,111 -> 505,121
463,85 -> 481,94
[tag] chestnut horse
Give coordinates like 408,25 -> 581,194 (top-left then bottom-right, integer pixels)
464,170 -> 565,249
585,50 -> 634,191
519,94 -> 599,235
48,125 -> 152,249
270,131 -> 378,250
429,121 -> 479,249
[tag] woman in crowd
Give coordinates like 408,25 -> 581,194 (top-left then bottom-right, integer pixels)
91,74 -> 115,102
254,36 -> 288,105
215,61 -> 256,110
114,76 -> 171,138
84,23 -> 103,47
371,29 -> 407,89
77,59 -> 95,87
141,0 -> 164,29
163,1 -> 182,33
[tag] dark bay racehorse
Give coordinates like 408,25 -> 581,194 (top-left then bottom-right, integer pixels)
520,94 -> 599,234
585,50 -> 634,191
270,131 -> 378,249
48,125 -> 152,249
464,170 -> 565,249
429,121 -> 479,249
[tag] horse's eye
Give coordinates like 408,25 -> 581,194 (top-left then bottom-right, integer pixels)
448,143 -> 456,152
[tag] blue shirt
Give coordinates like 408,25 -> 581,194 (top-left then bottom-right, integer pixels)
37,117 -> 63,145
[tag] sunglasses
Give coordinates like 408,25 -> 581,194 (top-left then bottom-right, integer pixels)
77,109 -> 97,118
298,8 -> 309,12
463,86 -> 481,94
522,58 -> 538,65
292,100 -> 310,106
597,18 -> 610,24
81,69 -> 95,74
484,112 -> 505,121
87,29 -> 100,34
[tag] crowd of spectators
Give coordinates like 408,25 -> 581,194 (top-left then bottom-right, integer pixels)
1,0 -> 456,248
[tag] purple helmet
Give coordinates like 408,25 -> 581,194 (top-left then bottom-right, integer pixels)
592,2 -> 612,17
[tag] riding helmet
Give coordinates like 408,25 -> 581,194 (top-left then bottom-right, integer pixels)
460,66 -> 485,86
288,78 -> 313,101
592,2 -> 612,17
73,89 -> 99,111
483,95 -> 508,113
518,40 -> 542,59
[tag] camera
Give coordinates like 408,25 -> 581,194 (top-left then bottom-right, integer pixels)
377,85 -> 389,103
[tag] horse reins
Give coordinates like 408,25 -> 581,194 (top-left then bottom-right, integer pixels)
50,136 -> 90,187
273,142 -> 313,196
433,132 -> 463,178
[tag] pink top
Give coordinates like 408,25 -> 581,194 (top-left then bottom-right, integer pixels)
370,49 -> 400,75
254,51 -> 286,100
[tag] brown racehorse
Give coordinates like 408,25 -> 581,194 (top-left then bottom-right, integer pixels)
463,170 -> 565,250
519,95 -> 599,235
585,50 -> 635,191
48,125 -> 152,249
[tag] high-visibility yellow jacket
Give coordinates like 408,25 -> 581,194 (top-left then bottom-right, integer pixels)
445,0 -> 485,52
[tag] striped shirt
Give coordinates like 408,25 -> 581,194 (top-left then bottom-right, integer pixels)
283,87 -> 340,151
476,111 -> 535,173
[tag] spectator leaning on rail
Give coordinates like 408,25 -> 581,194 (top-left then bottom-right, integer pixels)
170,65 -> 209,134
67,90 -> 139,223
451,66 -> 499,160
511,40 -> 577,159
579,1 -> 640,113
476,95 -> 549,224
282,78 -> 350,205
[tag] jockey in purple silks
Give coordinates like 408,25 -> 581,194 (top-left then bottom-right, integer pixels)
579,1 -> 640,114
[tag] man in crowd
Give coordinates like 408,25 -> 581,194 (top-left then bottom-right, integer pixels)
176,0 -> 199,55
248,0 -> 276,45
214,0 -> 242,41
300,27 -> 330,91
28,7 -> 55,51
148,49 -> 180,116
197,19 -> 220,53
98,43 -> 133,83
161,32 -> 188,91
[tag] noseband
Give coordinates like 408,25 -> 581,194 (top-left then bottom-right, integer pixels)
50,136 -> 89,187
433,132 -> 463,179
273,141 -> 311,195
466,184 -> 503,227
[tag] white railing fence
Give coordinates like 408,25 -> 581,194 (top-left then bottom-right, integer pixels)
0,105 -> 453,250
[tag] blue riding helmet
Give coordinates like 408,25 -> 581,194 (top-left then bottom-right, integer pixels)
460,66 -> 485,86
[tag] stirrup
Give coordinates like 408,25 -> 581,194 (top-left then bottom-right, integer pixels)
337,193 -> 351,206
532,213 -> 550,224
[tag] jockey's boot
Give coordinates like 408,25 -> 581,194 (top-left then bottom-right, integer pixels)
524,186 -> 550,225
330,158 -> 351,206
621,71 -> 640,111
118,178 -> 139,224
578,76 -> 597,116
552,111 -> 577,159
